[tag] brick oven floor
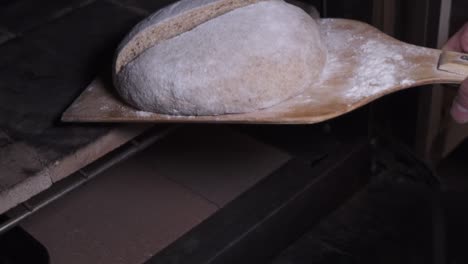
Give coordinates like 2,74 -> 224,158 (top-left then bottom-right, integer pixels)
19,126 -> 290,264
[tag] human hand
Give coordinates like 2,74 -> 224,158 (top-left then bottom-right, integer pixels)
444,23 -> 468,123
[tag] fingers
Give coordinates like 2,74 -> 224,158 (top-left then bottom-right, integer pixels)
461,24 -> 468,52
451,78 -> 468,124
443,22 -> 468,52
447,23 -> 468,124
460,23 -> 468,52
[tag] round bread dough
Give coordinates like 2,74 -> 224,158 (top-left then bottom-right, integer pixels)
115,0 -> 327,116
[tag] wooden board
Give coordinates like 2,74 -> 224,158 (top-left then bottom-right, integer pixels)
62,19 -> 466,124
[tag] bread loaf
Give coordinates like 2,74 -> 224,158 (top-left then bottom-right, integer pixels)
114,0 -> 327,116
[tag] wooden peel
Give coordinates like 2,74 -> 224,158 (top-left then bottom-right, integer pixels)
438,51 -> 468,76
62,18 -> 468,124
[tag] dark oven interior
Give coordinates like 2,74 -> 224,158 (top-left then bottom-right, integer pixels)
1,0 -> 468,264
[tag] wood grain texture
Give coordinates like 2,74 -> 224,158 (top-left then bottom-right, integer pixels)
63,19 -> 467,124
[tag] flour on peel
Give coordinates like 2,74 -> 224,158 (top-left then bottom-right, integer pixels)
319,19 -> 433,104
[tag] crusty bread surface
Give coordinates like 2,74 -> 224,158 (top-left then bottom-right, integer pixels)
114,0 -> 327,116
